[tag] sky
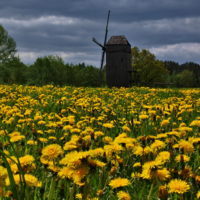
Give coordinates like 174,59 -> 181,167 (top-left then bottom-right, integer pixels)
0,0 -> 200,67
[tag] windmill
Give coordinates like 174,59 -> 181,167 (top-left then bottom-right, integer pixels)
92,10 -> 110,86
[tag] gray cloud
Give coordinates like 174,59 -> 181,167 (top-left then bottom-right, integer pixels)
0,0 -> 200,66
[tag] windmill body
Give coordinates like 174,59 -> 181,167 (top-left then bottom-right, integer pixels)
93,11 -> 132,87
106,35 -> 132,88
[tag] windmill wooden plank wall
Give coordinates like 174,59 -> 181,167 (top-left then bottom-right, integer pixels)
106,35 -> 132,88
93,11 -> 132,88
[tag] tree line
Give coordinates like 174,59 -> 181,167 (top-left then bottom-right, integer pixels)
131,46 -> 200,88
1,23 -> 200,88
0,56 -> 105,87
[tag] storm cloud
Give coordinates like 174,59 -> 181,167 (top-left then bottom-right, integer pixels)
0,0 -> 200,66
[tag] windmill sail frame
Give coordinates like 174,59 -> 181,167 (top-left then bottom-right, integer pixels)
92,10 -> 110,86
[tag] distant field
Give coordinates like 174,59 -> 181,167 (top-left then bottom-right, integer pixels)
1,85 -> 200,199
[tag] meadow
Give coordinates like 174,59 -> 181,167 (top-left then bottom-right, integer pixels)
1,85 -> 200,200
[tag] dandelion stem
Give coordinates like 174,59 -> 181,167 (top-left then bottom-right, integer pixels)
69,183 -> 76,200
141,120 -> 145,136
126,147 -> 134,167
155,173 -> 160,187
66,180 -> 70,200
25,185 -> 30,200
48,175 -> 56,200
147,179 -> 155,200
54,179 -> 62,200
83,174 -> 93,200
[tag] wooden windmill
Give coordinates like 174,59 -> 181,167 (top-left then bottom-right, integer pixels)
92,10 -> 110,86
93,11 -> 132,88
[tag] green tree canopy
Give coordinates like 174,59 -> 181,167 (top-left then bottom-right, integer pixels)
131,46 -> 169,84
0,24 -> 17,63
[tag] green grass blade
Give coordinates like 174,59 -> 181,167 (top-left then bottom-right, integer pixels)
0,151 -> 19,200
2,131 -> 26,199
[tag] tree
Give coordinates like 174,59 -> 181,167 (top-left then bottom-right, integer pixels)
180,69 -> 196,88
26,55 -> 63,86
131,46 -> 169,84
0,56 -> 27,85
0,24 -> 17,63
164,61 -> 179,75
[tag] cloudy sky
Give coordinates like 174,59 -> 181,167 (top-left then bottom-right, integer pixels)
0,0 -> 200,67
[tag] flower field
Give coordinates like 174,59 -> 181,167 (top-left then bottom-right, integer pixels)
1,85 -> 200,199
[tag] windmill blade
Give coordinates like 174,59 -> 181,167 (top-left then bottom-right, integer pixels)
92,38 -> 105,50
98,10 -> 110,87
100,50 -> 105,71
99,50 -> 105,86
103,10 -> 110,47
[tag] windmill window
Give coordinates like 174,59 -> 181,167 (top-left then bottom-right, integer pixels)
121,58 -> 123,62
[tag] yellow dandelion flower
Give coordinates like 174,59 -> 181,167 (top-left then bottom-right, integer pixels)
75,193 -> 83,199
156,133 -> 168,139
37,130 -> 43,134
72,166 -> 89,185
178,139 -> 194,153
117,191 -> 131,200
168,179 -> 190,194
139,115 -> 149,120
156,151 -> 170,162
58,166 -> 74,179
19,155 -> 35,167
9,131 -> 20,137
0,130 -> 6,136
133,162 -> 141,168
150,140 -> 166,151
94,131 -> 104,137
156,168 -> 171,181
27,140 -> 37,145
38,137 -> 48,143
104,143 -> 124,154
60,151 -> 90,166
143,159 -> 163,170
63,125 -> 73,131
122,125 -> 130,132
131,172 -> 140,179
42,144 -> 64,161
103,136 -> 113,143
140,168 -> 152,180
6,156 -> 17,165
10,135 -> 25,143
34,115 -> 43,121
90,148 -> 104,157
38,120 -> 46,125
24,174 -> 38,187
48,136 -> 57,140
45,129 -> 55,134
133,146 -> 152,157
63,143 -> 78,151
40,156 -> 53,166
0,166 -> 7,186
71,128 -> 81,134
197,191 -> 200,199
161,120 -> 170,127
109,177 -> 130,189
6,174 -> 21,186
47,165 -> 60,173
103,123 -> 114,128
10,164 -> 19,174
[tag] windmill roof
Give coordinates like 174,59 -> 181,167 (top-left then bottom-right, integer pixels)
106,35 -> 131,46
